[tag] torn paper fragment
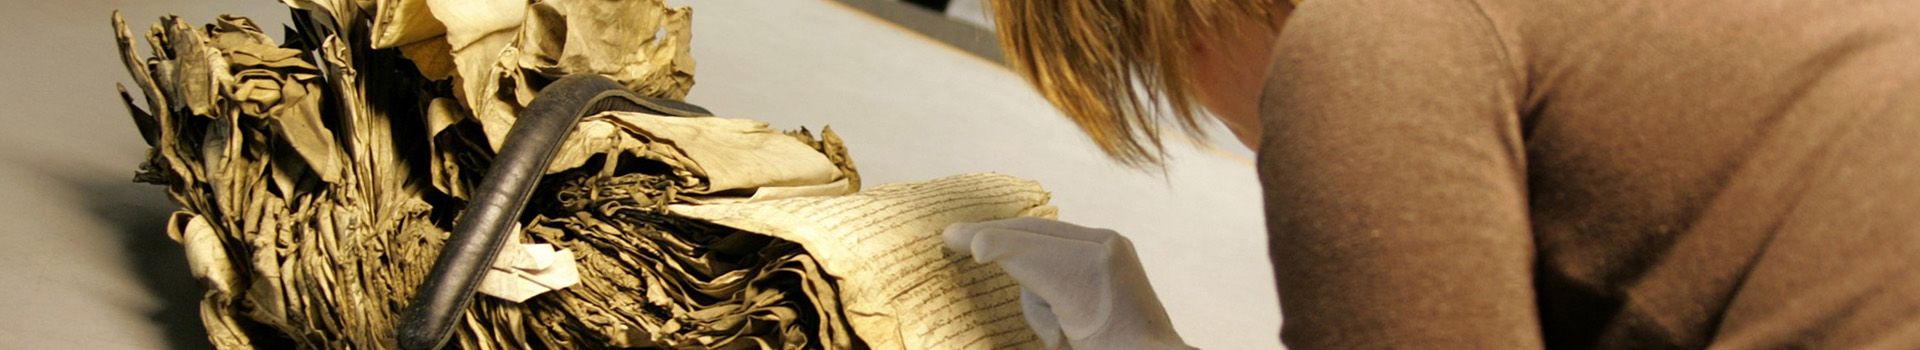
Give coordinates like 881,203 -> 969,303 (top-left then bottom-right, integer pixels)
173,212 -> 239,297
477,243 -> 582,302
495,243 -> 560,271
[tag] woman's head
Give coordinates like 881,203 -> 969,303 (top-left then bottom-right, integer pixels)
992,0 -> 1293,166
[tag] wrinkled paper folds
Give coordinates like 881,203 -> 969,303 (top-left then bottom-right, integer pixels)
113,1 -> 1052,349
676,173 -> 1056,350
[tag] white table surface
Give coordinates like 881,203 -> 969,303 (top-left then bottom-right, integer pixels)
0,1 -> 1280,348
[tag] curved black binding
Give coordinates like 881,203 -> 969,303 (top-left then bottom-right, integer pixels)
396,74 -> 709,350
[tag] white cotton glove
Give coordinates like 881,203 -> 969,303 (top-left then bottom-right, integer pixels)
944,218 -> 1195,350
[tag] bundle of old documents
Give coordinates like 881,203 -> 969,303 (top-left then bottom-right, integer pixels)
110,0 -> 1050,348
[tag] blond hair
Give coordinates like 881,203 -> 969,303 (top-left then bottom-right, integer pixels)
992,0 -> 1281,166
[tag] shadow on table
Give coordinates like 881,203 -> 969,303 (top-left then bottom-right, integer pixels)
61,171 -> 215,350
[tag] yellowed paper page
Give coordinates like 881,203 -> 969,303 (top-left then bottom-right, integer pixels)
672,173 -> 1050,349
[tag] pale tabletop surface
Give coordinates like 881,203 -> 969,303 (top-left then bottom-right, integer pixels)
0,1 -> 1280,348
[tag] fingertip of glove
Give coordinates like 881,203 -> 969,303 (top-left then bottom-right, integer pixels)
941,222 -> 979,256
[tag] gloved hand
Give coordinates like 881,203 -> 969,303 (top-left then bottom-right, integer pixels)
944,218 -> 1195,350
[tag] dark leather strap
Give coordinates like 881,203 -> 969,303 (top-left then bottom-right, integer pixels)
396,74 -> 709,350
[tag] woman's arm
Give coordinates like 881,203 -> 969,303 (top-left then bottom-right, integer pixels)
1256,0 -> 1540,348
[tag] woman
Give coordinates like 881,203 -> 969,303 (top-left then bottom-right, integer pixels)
944,0 -> 1920,348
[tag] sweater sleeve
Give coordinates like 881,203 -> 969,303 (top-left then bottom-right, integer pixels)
1255,0 -> 1542,348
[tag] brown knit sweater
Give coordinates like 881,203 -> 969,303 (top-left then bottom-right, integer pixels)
1255,0 -> 1920,348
